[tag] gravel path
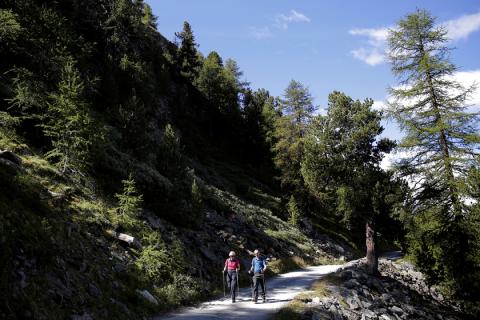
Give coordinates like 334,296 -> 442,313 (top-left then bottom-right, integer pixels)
153,264 -> 342,320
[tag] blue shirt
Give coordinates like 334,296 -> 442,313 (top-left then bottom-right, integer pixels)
251,257 -> 266,273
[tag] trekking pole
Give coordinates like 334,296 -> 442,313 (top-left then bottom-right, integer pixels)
250,273 -> 254,301
263,274 -> 267,300
237,271 -> 240,300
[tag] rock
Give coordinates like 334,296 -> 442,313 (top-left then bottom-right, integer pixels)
0,150 -> 22,166
71,313 -> 93,320
344,279 -> 360,289
390,306 -> 404,315
340,270 -> 353,280
346,294 -> 362,310
143,210 -> 165,231
105,230 -> 141,249
113,263 -> 126,274
136,289 -> 158,305
88,283 -> 101,297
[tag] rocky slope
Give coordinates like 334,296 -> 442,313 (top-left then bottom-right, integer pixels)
274,258 -> 468,320
0,146 -> 355,320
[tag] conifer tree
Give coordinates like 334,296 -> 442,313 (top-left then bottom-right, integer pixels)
287,195 -> 301,226
273,80 -> 316,190
387,9 -> 480,305
175,21 -> 200,82
387,9 -> 479,216
302,91 -> 396,274
116,173 -> 143,218
42,60 -> 95,174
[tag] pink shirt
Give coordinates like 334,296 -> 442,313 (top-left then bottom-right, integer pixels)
225,258 -> 240,270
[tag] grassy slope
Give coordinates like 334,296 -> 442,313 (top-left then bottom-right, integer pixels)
0,131 -> 353,319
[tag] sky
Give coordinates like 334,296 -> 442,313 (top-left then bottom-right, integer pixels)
146,1 -> 480,141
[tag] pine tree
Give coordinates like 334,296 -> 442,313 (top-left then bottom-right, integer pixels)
175,21 -> 200,82
42,60 -> 96,174
387,9 -> 480,217
302,91 -> 396,274
273,80 -> 316,190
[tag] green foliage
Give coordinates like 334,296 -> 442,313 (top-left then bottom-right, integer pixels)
274,80 -> 316,190
158,124 -> 185,178
387,9 -> 479,213
135,245 -> 171,284
388,9 -> 480,313
0,111 -> 19,140
301,91 -> 402,274
154,273 -> 203,309
0,9 -> 22,45
42,60 -> 96,174
287,195 -> 301,226
175,21 -> 201,82
141,3 -> 157,29
302,91 -> 395,225
114,173 -> 143,229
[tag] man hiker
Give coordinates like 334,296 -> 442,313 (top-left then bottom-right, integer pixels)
223,251 -> 240,303
249,249 -> 267,303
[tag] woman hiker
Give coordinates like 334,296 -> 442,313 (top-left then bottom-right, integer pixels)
223,251 -> 240,303
249,249 -> 267,303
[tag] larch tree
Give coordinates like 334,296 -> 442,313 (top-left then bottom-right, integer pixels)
387,9 -> 480,306
387,9 -> 479,218
273,80 -> 317,192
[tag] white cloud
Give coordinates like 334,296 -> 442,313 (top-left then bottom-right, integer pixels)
275,10 -> 311,29
451,70 -> 480,110
443,12 -> 480,40
250,9 -> 311,40
349,11 -> 480,66
372,100 -> 388,111
348,27 -> 391,66
349,27 -> 390,45
351,47 -> 386,66
250,26 -> 273,39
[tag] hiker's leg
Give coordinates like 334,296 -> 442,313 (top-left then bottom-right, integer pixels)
253,275 -> 259,301
260,276 -> 265,300
226,271 -> 231,289
231,272 -> 237,301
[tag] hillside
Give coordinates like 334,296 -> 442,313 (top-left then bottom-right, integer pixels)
2,1 -> 479,319
0,4 -> 357,313
0,131 -> 356,319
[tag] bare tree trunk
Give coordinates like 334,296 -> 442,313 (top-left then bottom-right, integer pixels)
366,219 -> 379,275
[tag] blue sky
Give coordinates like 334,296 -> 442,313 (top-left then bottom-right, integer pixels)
147,1 -> 480,140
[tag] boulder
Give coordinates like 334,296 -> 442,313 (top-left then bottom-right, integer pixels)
136,289 -> 158,305
105,230 -> 141,249
0,150 -> 22,166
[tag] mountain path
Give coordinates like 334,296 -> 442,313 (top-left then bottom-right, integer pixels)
153,264 -> 343,320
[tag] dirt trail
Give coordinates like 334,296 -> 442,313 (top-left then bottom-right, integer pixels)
154,264 -> 342,320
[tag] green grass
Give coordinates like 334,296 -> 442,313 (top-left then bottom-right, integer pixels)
271,273 -> 342,320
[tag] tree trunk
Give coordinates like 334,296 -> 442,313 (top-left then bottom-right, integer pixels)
365,219 -> 379,275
